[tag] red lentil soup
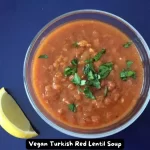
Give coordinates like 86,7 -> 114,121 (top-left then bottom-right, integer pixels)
32,20 -> 143,129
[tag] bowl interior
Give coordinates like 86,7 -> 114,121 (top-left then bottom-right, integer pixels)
24,10 -> 150,138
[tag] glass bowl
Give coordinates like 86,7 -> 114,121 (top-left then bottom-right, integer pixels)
23,10 -> 150,138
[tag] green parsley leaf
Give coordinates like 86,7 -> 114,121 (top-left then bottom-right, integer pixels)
38,54 -> 48,59
95,74 -> 101,80
123,42 -> 132,48
64,67 -> 77,76
85,58 -> 94,63
86,79 -> 100,89
80,80 -> 86,86
72,42 -> 79,48
83,63 -> 95,75
99,62 -> 113,79
93,49 -> 106,62
104,86 -> 108,97
126,60 -> 133,68
85,49 -> 106,63
71,58 -> 78,66
87,71 -> 95,80
72,73 -> 81,85
120,70 -> 128,81
68,103 -> 77,112
120,69 -> 136,81
83,87 -> 95,99
84,63 -> 101,89
72,74 -> 86,86
86,73 -> 101,89
127,70 -> 136,79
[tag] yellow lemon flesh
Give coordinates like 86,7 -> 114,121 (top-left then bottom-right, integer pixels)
0,88 -> 38,139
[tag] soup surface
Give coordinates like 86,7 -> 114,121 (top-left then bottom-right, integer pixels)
32,20 -> 143,129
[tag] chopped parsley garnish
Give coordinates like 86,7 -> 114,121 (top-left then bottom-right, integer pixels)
120,69 -> 136,81
126,60 -> 133,68
85,58 -> 94,63
83,62 -> 101,89
94,74 -> 101,80
38,54 -> 48,59
64,67 -> 77,76
120,60 -> 136,81
84,87 -> 95,100
86,73 -> 101,89
123,42 -> 132,48
83,49 -> 107,91
93,49 -> 106,62
72,73 -> 86,86
86,79 -> 100,89
68,103 -> 77,112
99,62 -> 113,79
64,59 -> 78,76
72,42 -> 79,48
72,73 -> 81,85
80,80 -> 86,86
83,63 -> 95,75
87,71 -> 95,80
63,44 -> 112,100
85,49 -> 106,63
104,86 -> 108,97
71,58 -> 78,66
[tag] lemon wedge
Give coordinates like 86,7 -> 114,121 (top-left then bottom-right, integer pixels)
0,88 -> 38,139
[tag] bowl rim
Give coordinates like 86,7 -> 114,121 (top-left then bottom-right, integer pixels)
23,9 -> 150,138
